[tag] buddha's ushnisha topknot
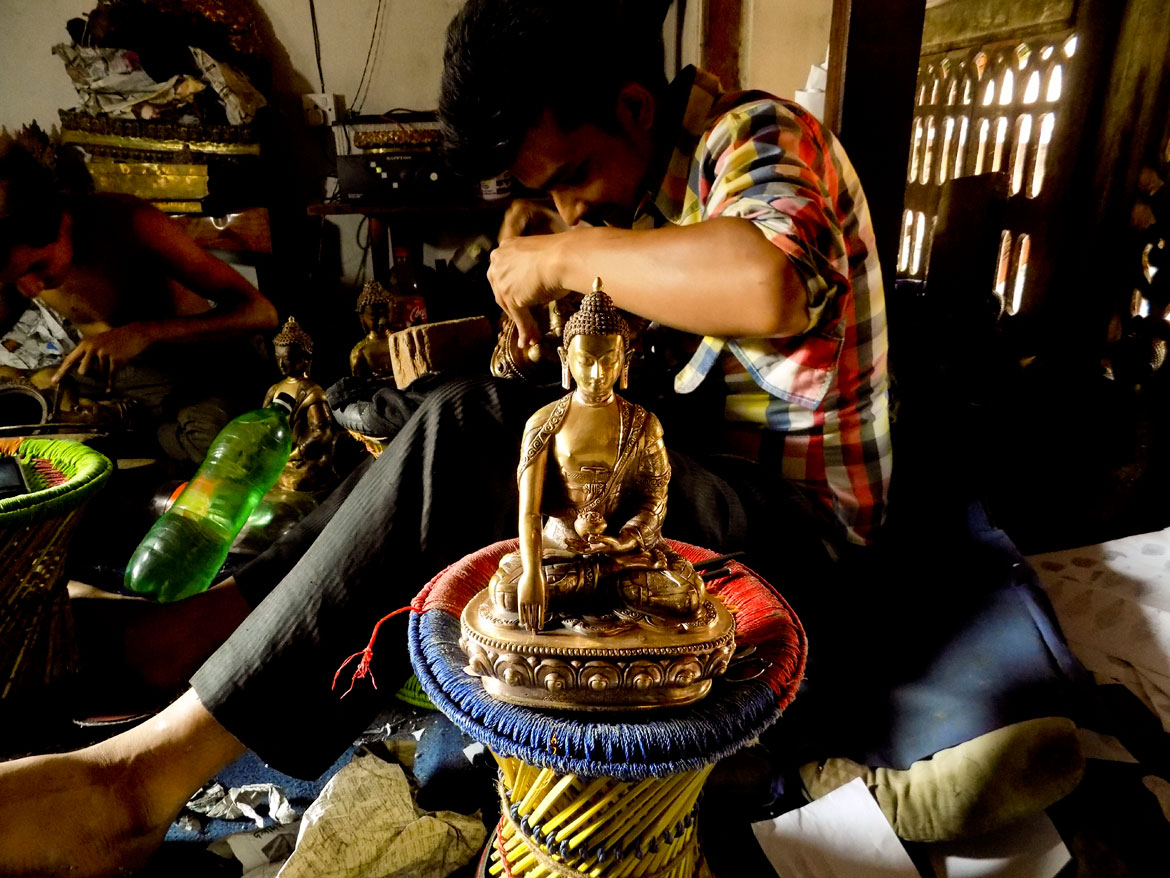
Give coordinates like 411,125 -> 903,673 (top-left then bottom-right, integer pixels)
273,316 -> 313,354
355,279 -> 392,311
563,278 -> 631,347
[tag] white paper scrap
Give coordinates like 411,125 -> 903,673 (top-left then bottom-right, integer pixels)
463,741 -> 486,763
1075,727 -> 1138,763
928,812 -> 1070,878
750,778 -> 919,878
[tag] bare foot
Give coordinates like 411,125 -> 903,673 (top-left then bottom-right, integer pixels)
0,691 -> 245,877
0,750 -> 170,876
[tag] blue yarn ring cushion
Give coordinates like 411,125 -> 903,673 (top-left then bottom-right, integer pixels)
407,538 -> 807,781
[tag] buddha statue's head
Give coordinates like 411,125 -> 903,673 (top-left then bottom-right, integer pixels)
560,279 -> 631,402
273,316 -> 313,378
355,280 -> 393,333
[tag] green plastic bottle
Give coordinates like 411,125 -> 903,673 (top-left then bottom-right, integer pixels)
125,394 -> 294,602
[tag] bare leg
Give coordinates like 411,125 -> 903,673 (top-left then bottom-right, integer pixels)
0,689 -> 245,877
68,578 -> 252,715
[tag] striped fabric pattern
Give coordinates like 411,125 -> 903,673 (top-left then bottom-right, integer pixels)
648,68 -> 892,545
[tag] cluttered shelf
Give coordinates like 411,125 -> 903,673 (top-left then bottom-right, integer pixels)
307,198 -> 509,284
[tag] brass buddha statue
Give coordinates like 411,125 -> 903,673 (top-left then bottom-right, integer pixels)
490,282 -> 705,631
349,280 -> 396,379
461,280 -> 734,710
264,316 -> 338,495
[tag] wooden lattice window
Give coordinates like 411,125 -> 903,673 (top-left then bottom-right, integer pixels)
898,31 -> 1078,317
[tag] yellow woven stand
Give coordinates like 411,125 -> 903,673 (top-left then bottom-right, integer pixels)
488,753 -> 713,878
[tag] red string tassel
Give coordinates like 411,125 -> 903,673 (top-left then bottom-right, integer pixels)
331,601 -> 422,698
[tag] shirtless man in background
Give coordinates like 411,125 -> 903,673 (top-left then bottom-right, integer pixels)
0,139 -> 278,460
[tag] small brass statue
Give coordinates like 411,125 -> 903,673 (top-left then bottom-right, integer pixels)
349,281 -> 396,379
461,280 -> 734,710
264,317 -> 338,494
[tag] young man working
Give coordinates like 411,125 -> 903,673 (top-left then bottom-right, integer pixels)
0,3 -> 1083,874
0,140 -> 279,461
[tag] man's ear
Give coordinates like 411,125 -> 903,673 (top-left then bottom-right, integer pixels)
616,83 -> 655,134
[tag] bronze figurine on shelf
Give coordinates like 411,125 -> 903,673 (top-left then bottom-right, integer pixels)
233,317 -> 337,554
349,280 -> 396,379
264,317 -> 338,495
461,280 -> 734,710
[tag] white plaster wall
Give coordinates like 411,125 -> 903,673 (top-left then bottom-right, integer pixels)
742,0 -> 832,100
0,0 -> 700,281
0,0 -> 463,132
0,1 -> 93,132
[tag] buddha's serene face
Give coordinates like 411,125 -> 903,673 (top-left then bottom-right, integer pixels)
566,333 -> 624,403
361,302 -> 392,333
275,344 -> 310,378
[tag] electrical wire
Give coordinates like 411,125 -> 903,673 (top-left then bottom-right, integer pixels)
308,0 -> 326,93
352,216 -> 372,291
351,0 -> 387,116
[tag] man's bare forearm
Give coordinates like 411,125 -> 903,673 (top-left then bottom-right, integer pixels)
130,292 -> 278,348
550,218 -> 808,337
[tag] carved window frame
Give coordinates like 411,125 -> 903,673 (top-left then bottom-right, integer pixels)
898,30 -> 1078,318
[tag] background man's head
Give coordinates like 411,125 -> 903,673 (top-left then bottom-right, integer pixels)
439,0 -> 673,225
0,142 -> 68,292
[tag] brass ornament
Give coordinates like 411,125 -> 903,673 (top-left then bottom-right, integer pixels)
489,299 -> 577,384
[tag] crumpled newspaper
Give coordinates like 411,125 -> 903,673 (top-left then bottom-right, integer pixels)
0,300 -> 77,371
276,752 -> 485,878
52,45 -> 205,118
209,820 -> 303,875
190,47 -> 266,124
186,781 -> 298,829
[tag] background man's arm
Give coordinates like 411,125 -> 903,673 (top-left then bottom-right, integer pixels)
54,205 -> 278,382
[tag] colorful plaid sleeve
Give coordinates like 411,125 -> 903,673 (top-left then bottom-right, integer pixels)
661,76 -> 892,544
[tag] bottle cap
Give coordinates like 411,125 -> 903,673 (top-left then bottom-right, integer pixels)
271,392 -> 295,413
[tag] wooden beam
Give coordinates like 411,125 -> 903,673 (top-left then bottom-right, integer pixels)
825,0 -> 927,289
703,0 -> 743,90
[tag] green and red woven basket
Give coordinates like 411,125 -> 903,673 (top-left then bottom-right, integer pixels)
0,438 -> 112,704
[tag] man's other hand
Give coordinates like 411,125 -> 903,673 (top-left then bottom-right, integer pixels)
53,325 -> 153,388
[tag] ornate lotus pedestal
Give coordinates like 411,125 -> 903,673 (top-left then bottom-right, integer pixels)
408,538 -> 806,878
461,586 -> 736,710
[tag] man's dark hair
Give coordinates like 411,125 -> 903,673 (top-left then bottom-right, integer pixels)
0,141 -> 70,270
439,0 -> 672,181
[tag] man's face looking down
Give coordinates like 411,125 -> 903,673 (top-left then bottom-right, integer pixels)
509,84 -> 657,229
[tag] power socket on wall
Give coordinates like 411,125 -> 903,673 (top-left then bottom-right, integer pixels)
302,93 -> 345,127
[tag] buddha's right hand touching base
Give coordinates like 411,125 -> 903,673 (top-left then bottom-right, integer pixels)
517,566 -> 548,631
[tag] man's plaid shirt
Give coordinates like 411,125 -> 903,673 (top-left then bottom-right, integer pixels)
643,68 -> 892,545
